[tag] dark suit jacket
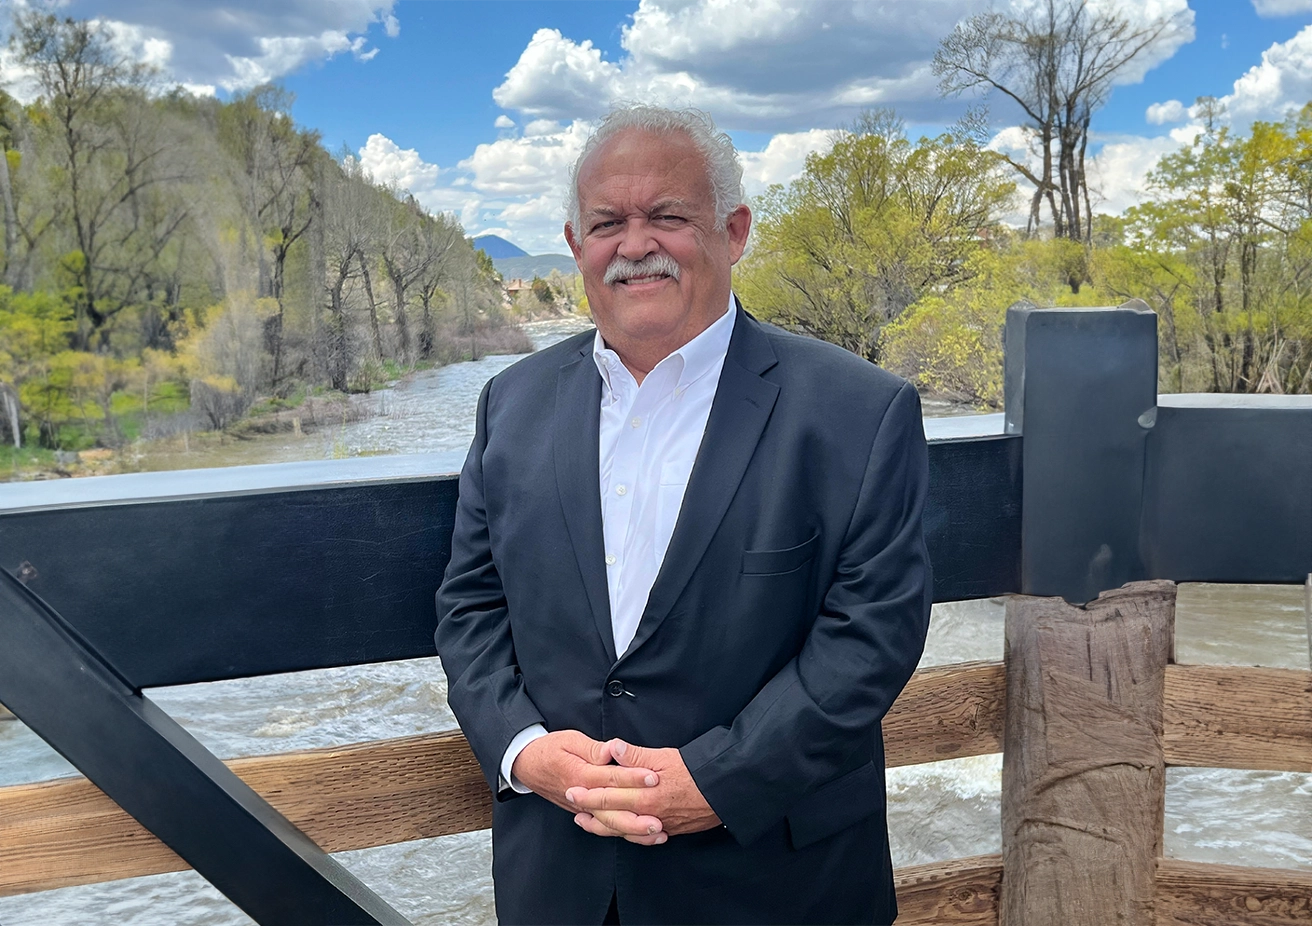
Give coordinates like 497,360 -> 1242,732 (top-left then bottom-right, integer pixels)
435,306 -> 932,925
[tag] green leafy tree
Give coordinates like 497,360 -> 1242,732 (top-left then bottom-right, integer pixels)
736,110 -> 1015,361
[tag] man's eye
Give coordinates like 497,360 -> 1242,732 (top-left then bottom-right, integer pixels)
655,214 -> 685,224
591,220 -> 618,232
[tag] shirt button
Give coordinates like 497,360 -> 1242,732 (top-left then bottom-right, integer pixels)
606,680 -> 625,698
605,554 -> 616,565
616,484 -> 627,496
631,417 -> 641,428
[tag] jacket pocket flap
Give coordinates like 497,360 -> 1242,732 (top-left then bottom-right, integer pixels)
786,761 -> 884,850
741,531 -> 819,575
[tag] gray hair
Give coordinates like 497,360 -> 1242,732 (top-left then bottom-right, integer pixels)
567,104 -> 745,231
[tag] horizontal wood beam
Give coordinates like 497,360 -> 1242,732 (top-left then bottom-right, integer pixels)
7,660 -> 1309,898
0,662 -> 1005,896
1163,664 -> 1312,772
0,730 -> 488,897
894,854 -> 1002,925
884,661 -> 1005,767
1156,858 -> 1312,924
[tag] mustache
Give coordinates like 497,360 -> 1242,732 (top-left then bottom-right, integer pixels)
603,254 -> 682,286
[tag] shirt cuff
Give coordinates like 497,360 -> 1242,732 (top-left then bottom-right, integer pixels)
499,723 -> 549,794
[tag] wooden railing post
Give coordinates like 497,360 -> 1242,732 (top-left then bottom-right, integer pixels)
1000,580 -> 1176,926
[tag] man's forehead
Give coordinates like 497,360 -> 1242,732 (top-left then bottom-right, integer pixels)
576,130 -> 711,209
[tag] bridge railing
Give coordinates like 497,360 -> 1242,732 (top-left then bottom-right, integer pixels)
1,304 -> 1310,924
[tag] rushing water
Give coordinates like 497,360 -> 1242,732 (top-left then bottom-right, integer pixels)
1,320 -> 1308,924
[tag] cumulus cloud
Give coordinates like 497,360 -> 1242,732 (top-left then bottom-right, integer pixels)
492,0 -> 1193,132
1213,24 -> 1312,125
1146,99 -> 1188,124
1251,0 -> 1312,16
739,129 -> 838,194
459,120 -> 593,198
357,134 -> 441,194
1086,124 -> 1203,215
494,115 -> 516,130
35,0 -> 401,94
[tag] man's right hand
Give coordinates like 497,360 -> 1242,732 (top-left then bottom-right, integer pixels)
511,730 -> 666,845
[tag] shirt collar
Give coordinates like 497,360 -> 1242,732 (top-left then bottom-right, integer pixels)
592,293 -> 737,394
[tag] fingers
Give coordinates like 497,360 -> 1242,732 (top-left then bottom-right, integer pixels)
565,785 -> 647,814
607,739 -> 654,769
574,763 -> 658,790
573,811 -> 667,845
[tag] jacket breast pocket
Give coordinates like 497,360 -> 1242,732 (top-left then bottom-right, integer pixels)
741,531 -> 820,576
786,761 -> 886,850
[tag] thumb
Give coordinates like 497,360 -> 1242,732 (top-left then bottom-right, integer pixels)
608,739 -> 653,768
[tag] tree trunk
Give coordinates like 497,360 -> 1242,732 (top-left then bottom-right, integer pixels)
357,249 -> 384,360
0,148 -> 17,289
1,384 -> 20,448
327,271 -> 349,392
388,268 -> 412,365
419,292 -> 434,360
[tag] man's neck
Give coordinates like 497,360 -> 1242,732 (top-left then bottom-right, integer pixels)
602,297 -> 735,386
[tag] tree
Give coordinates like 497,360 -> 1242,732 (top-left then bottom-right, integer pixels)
934,0 -> 1186,242
1127,104 -> 1312,394
10,12 -> 190,349
217,85 -> 320,384
736,110 -> 1014,361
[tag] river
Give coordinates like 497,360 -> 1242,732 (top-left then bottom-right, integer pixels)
0,319 -> 1308,924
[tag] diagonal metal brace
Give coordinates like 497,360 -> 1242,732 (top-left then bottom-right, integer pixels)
0,569 -> 411,925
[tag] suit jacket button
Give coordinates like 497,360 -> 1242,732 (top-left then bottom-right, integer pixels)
606,680 -> 625,698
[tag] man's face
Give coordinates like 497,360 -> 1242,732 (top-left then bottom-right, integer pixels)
565,129 -> 751,360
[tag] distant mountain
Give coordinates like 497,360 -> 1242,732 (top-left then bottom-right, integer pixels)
472,234 -> 528,259
494,254 -> 579,279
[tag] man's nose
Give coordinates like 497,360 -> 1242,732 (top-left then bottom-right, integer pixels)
616,218 -> 657,261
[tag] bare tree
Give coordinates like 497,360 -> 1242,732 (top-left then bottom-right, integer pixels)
10,12 -> 182,348
934,0 -> 1186,243
320,157 -> 375,390
217,85 -> 319,383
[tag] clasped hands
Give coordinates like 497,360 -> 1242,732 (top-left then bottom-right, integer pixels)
511,730 -> 721,846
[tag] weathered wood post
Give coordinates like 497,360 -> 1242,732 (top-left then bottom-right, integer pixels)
1001,580 -> 1176,926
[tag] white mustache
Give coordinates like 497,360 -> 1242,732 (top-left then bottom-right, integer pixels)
603,254 -> 682,286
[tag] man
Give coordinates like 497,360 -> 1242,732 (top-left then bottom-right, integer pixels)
436,105 -> 931,925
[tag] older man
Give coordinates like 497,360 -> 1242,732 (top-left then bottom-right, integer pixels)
436,105 -> 931,925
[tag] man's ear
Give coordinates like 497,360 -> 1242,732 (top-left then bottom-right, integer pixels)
726,205 -> 752,265
565,222 -> 582,262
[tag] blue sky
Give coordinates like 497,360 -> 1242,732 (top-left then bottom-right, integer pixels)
8,0 -> 1312,253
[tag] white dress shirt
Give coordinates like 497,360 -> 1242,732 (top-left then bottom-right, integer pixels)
499,296 -> 737,792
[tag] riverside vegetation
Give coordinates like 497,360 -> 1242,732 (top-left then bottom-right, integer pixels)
0,12 -> 540,481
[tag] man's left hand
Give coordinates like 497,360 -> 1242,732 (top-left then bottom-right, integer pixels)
566,739 -> 721,842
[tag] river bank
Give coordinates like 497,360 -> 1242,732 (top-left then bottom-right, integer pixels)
0,320 -> 556,484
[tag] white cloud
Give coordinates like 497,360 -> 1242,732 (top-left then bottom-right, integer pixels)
492,0 -> 1194,132
1251,0 -> 1312,16
494,115 -> 516,130
31,1 -> 402,94
357,133 -> 441,195
459,120 -> 593,198
493,28 -> 622,121
1213,24 -> 1312,126
1146,99 -> 1187,125
1086,126 -> 1202,215
739,129 -> 838,195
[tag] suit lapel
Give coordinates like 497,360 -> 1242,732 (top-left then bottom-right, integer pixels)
553,348 -> 617,664
621,307 -> 780,661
